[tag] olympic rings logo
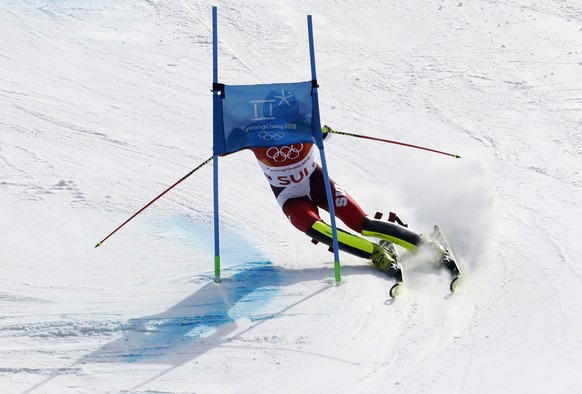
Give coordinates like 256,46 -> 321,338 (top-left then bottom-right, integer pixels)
258,131 -> 285,141
266,144 -> 304,162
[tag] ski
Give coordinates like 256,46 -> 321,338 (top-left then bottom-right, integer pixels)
380,240 -> 403,298
430,225 -> 462,292
389,272 -> 403,298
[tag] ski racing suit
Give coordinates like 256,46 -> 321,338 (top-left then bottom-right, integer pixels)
251,141 -> 424,261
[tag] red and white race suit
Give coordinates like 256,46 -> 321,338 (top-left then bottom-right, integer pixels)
251,143 -> 367,233
253,143 -> 317,205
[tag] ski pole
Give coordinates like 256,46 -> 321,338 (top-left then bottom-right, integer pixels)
323,125 -> 461,159
95,155 -> 213,248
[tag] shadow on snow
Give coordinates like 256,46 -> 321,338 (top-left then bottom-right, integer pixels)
79,261 -> 383,368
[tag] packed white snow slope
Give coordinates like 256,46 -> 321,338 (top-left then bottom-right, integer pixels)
2,0 -> 581,393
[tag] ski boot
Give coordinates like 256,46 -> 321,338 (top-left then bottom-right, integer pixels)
371,243 -> 398,274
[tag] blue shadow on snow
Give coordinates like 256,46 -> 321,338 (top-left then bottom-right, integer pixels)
79,260 -> 338,366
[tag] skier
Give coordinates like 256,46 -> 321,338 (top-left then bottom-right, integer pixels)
250,125 -> 447,276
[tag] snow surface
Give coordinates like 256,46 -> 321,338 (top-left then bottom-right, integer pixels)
1,0 -> 582,392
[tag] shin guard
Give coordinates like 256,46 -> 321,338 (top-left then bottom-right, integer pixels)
306,221 -> 374,259
361,216 -> 422,251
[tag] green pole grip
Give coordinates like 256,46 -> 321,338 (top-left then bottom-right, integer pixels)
214,255 -> 221,283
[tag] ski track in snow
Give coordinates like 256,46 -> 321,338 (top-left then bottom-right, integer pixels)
1,0 -> 582,393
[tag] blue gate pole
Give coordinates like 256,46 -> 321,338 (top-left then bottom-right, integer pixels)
307,15 -> 341,283
212,6 -> 221,283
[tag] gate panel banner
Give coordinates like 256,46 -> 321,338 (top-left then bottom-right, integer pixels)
214,81 -> 316,155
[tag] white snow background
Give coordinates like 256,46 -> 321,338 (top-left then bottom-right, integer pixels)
1,0 -> 581,393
